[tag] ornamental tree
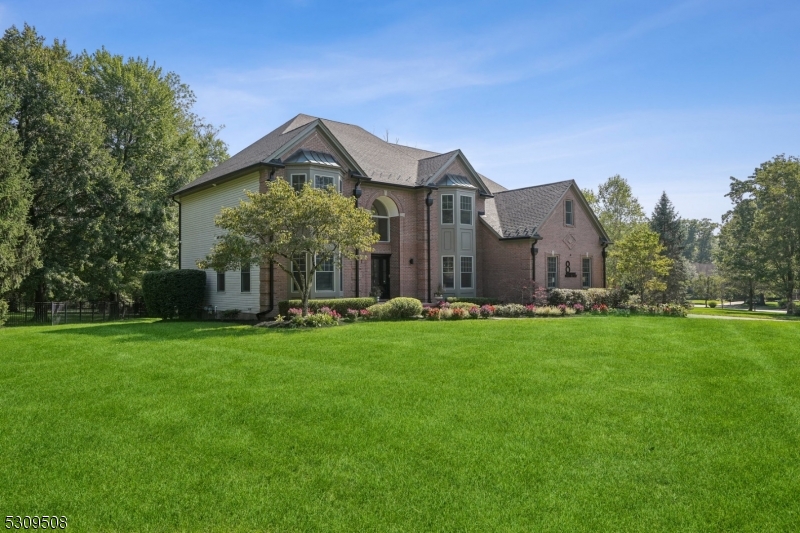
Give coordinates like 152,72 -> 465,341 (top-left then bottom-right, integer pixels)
610,224 -> 672,302
198,178 -> 379,316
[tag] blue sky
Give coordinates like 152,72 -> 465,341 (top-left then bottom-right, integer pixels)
3,0 -> 799,221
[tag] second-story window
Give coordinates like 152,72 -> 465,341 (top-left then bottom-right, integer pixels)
315,174 -> 335,191
372,201 -> 390,242
460,196 -> 473,225
291,174 -> 306,192
441,194 -> 454,224
565,200 -> 574,226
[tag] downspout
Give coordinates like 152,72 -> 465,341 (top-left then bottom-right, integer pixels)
425,188 -> 435,303
601,238 -> 610,288
171,196 -> 182,269
352,176 -> 363,297
530,232 -> 541,283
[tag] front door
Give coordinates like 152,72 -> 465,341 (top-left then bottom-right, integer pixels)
371,255 -> 390,299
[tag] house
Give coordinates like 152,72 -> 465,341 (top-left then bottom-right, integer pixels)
173,114 -> 611,317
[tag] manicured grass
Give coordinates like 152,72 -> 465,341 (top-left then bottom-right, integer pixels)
2,317 -> 799,531
689,307 -> 800,320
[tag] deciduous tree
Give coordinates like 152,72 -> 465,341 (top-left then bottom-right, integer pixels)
583,175 -> 646,286
610,224 -> 672,302
198,179 -> 378,316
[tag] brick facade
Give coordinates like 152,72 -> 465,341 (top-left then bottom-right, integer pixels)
219,122 -> 607,314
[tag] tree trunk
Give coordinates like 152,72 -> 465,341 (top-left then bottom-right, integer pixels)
748,281 -> 754,311
787,268 -> 795,315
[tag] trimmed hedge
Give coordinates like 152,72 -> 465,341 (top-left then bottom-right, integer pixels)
548,288 -> 627,308
446,297 -> 500,306
382,297 -> 423,318
0,299 -> 7,327
278,297 -> 376,317
142,269 -> 206,320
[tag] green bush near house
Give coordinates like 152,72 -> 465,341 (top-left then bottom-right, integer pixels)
449,302 -> 479,311
382,297 -> 424,319
0,300 -> 7,327
278,297 -> 375,317
708,301 -> 717,308
142,269 -> 206,320
446,296 -> 499,306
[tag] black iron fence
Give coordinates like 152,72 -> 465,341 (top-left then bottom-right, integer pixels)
4,301 -> 146,327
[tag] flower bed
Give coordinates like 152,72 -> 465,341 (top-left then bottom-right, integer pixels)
262,295 -> 688,327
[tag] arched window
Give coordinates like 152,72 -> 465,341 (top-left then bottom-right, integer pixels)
371,197 -> 399,242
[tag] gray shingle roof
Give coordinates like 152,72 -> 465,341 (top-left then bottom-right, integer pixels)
482,180 -> 574,238
174,114 -> 500,195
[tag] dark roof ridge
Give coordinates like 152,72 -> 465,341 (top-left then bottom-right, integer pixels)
417,149 -> 458,162
496,179 -> 574,195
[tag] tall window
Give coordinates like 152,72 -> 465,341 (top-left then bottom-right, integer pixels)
460,196 -> 473,225
442,256 -> 455,289
547,256 -> 558,288
565,200 -> 574,226
441,194 -> 454,224
372,202 -> 390,242
291,253 -> 306,292
582,257 -> 592,288
241,263 -> 251,292
291,174 -> 306,192
315,255 -> 335,291
216,271 -> 226,292
460,256 -> 473,289
315,174 -> 335,190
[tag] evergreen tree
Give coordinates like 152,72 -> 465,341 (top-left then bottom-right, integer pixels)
650,192 -> 687,302
0,75 -> 39,298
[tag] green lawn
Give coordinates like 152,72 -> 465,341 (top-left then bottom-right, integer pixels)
689,307 -> 800,320
1,317 -> 799,532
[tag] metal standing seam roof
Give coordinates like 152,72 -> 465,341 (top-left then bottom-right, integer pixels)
282,149 -> 340,167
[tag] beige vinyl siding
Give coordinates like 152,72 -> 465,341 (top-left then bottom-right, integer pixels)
180,172 -> 261,313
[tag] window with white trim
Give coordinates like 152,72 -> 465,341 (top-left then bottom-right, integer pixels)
565,200 -> 574,226
241,263 -> 251,292
460,196 -> 473,225
291,253 -> 306,292
314,174 -> 335,190
315,255 -> 335,291
582,257 -> 592,288
442,256 -> 455,289
291,174 -> 306,192
547,256 -> 558,289
441,194 -> 454,224
460,256 -> 473,289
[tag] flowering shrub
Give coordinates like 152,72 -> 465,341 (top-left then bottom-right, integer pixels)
557,304 -> 567,316
316,306 -> 341,320
344,308 -> 360,321
573,303 -> 584,314
439,308 -> 453,319
426,307 -> 441,320
494,304 -> 527,317
591,304 -> 609,315
479,304 -> 495,318
533,285 -> 549,307
359,309 -> 371,319
468,306 -> 480,319
437,301 -> 451,309
524,304 -> 537,317
451,307 -> 468,320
